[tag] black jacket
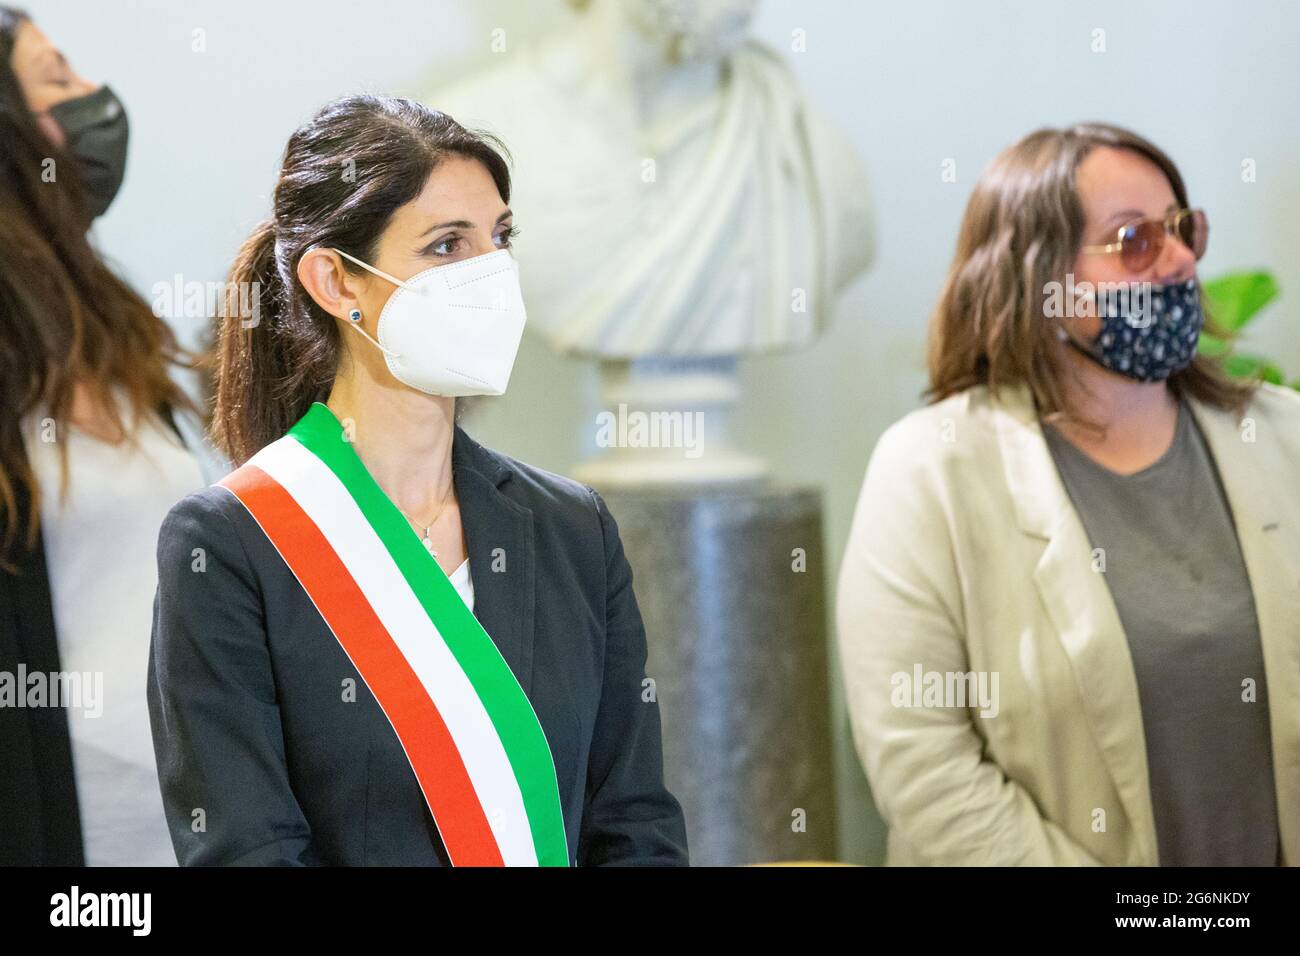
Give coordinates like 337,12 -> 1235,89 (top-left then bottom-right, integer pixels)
146,424 -> 689,866
0,405 -> 184,866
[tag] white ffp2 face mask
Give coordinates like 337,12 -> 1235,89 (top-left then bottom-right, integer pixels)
333,247 -> 527,397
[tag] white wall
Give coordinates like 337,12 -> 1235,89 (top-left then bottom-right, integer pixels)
28,0 -> 1299,863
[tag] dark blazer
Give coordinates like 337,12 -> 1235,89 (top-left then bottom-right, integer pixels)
147,424 -> 689,866
0,404 -> 185,866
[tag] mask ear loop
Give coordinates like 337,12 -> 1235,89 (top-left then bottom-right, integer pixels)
331,247 -> 401,359
1057,284 -> 1100,360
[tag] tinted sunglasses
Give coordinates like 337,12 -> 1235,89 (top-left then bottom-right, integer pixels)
1081,207 -> 1208,273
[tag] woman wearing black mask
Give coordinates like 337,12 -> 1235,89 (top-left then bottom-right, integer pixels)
0,7 -> 206,866
4,10 -> 127,221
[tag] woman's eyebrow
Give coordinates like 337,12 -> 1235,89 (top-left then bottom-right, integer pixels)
419,208 -> 513,237
1101,207 -> 1144,228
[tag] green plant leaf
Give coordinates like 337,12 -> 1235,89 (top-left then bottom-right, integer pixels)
1197,334 -> 1229,357
1202,271 -> 1279,332
1223,352 -> 1285,384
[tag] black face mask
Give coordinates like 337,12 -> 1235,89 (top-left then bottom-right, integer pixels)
46,85 -> 129,219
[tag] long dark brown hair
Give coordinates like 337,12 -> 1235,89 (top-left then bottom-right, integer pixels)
211,95 -> 512,466
925,122 -> 1255,429
0,5 -> 195,569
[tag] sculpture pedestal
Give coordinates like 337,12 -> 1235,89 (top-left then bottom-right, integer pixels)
596,481 -> 836,866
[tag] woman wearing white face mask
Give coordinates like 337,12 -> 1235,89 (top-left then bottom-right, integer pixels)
147,95 -> 688,867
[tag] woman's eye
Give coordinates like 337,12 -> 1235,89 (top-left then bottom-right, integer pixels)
430,235 -> 461,257
426,227 -> 517,258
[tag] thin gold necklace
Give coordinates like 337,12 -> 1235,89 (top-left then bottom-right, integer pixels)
396,476 -> 454,557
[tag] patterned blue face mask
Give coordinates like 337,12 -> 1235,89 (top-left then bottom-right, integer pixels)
1061,278 -> 1203,382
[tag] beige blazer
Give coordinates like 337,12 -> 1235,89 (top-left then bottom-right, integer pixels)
835,380 -> 1300,865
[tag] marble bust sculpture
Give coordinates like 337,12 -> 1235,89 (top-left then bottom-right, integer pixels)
428,0 -> 874,481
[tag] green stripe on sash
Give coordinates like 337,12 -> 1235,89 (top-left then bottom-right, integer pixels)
289,402 -> 569,866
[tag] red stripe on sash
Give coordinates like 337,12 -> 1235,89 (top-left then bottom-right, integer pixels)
220,464 -> 505,866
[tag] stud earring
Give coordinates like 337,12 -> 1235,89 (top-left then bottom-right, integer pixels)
348,308 -> 362,323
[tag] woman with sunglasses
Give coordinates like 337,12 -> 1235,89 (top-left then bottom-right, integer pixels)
836,123 -> 1300,866
146,94 -> 688,867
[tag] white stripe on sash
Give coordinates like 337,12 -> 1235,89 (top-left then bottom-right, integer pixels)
247,436 -> 539,865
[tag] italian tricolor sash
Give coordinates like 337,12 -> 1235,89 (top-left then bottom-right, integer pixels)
217,402 -> 568,866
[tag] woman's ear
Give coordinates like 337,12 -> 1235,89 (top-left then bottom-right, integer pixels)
297,248 -> 361,321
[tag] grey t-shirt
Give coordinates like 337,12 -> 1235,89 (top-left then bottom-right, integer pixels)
1043,397 -> 1279,866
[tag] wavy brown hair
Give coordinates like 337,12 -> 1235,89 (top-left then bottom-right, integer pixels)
212,95 -> 511,466
924,122 -> 1255,429
0,6 -> 196,570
